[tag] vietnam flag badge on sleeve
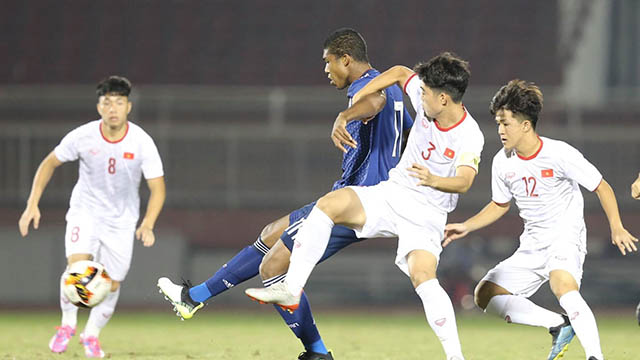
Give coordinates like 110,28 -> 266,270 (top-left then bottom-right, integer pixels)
541,169 -> 554,178
123,152 -> 135,160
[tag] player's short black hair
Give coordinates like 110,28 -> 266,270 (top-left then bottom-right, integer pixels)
490,79 -> 543,129
413,52 -> 470,103
96,76 -> 132,98
323,28 -> 369,63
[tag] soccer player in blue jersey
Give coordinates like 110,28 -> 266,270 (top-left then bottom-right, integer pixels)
158,28 -> 413,360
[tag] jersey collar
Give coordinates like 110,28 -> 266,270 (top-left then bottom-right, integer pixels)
517,136 -> 543,160
100,121 -> 129,144
435,105 -> 467,132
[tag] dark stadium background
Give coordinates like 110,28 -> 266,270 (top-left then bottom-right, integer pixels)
1,0 -> 638,313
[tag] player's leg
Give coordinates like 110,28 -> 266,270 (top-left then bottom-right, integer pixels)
259,227 -> 359,359
475,280 -> 566,328
478,249 -> 575,360
550,269 -> 603,360
189,214 -> 290,301
260,241 -> 331,360
50,253 -> 92,353
81,226 -> 134,358
284,188 -> 365,296
246,187 -> 366,308
50,216 -> 99,354
158,214 -> 290,319
407,249 -> 464,360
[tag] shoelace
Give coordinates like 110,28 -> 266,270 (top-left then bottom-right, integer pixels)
83,337 -> 102,355
54,326 -> 73,340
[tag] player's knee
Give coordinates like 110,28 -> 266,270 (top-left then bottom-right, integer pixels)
259,217 -> 289,248
316,193 -> 340,220
474,282 -> 491,310
409,271 -> 436,289
259,250 -> 288,280
550,280 -> 578,299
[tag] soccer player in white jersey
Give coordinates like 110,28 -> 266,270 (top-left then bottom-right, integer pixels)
443,80 -> 638,360
247,52 -> 484,360
18,76 -> 166,358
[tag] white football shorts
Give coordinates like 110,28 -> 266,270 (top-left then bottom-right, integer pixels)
481,236 -> 586,298
64,212 -> 135,281
348,180 -> 447,277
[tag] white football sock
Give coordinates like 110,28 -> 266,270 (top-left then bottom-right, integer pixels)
485,294 -> 565,329
559,291 -> 603,359
59,271 -> 78,328
84,288 -> 120,338
415,279 -> 464,360
286,206 -> 334,295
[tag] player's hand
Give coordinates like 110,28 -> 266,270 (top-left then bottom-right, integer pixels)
611,226 -> 638,255
631,173 -> 640,199
331,113 -> 357,153
136,225 -> 155,247
407,163 -> 434,187
18,205 -> 41,237
443,223 -> 469,247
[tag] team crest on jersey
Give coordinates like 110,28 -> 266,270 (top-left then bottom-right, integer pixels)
123,152 -> 134,160
541,169 -> 554,178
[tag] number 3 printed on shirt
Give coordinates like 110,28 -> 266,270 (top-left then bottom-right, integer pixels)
108,157 -> 116,174
421,142 -> 436,160
522,176 -> 538,197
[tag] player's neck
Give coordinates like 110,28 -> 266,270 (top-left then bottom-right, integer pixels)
515,133 -> 541,158
348,63 -> 373,84
435,104 -> 465,129
101,121 -> 129,142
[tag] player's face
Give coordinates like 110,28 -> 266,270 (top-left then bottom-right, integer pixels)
495,109 -> 527,150
420,83 -> 443,118
323,49 -> 349,90
97,94 -> 131,130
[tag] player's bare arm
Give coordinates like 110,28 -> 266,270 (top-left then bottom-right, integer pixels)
631,172 -> 640,199
331,92 -> 386,153
18,151 -> 63,237
593,178 -> 638,255
443,201 -> 510,247
136,176 -> 166,247
408,163 -> 476,193
352,65 -> 413,104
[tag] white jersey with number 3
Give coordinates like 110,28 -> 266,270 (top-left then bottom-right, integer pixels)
388,73 -> 484,213
55,120 -> 164,227
491,136 -> 602,251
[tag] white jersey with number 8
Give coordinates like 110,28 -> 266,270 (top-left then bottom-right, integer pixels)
55,120 -> 164,227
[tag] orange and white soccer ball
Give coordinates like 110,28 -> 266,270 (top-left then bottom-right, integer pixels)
62,260 -> 112,308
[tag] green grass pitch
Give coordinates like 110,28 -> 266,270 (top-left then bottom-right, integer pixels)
0,309 -> 636,359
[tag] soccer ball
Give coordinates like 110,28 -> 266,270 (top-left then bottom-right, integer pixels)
62,260 -> 112,308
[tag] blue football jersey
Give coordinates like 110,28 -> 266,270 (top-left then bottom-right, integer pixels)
332,69 -> 414,190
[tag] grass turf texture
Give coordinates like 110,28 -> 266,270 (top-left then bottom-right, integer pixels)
0,309 -> 636,359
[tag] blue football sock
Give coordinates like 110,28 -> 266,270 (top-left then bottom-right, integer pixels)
273,291 -> 327,354
189,239 -> 266,303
